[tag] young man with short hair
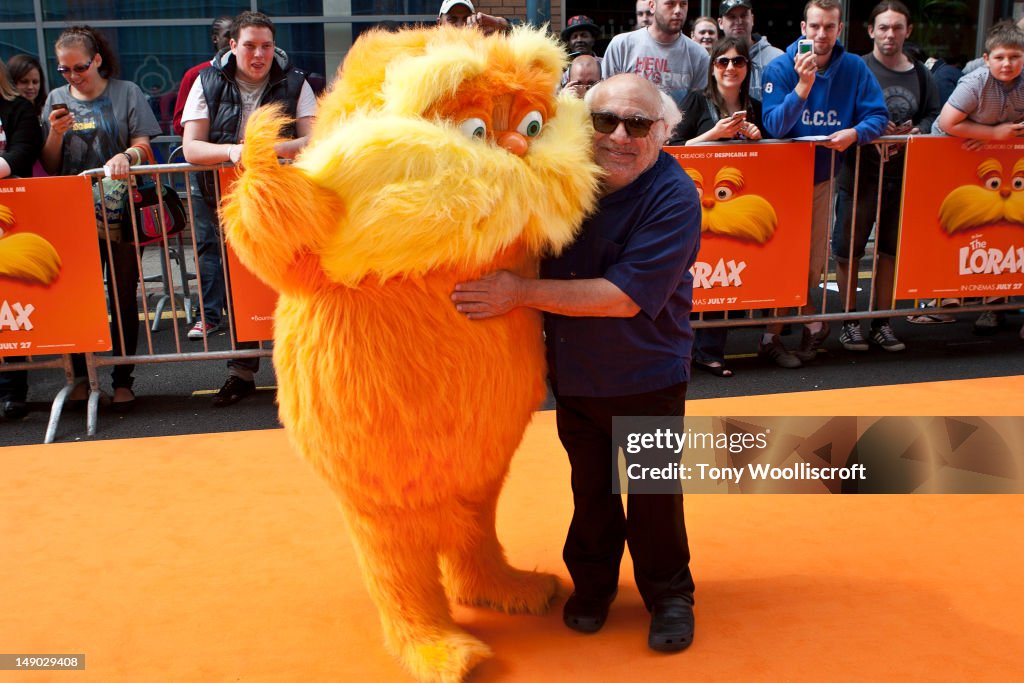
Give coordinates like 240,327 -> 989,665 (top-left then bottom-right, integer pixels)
182,11 -> 316,406
759,0 -> 888,368
603,0 -> 710,101
832,0 -> 940,354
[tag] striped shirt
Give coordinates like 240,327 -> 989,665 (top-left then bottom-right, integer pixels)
932,67 -> 1024,133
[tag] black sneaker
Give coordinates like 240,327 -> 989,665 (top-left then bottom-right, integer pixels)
758,335 -> 802,369
870,323 -> 906,352
839,321 -> 869,352
212,376 -> 256,408
0,399 -> 29,420
794,322 -> 830,362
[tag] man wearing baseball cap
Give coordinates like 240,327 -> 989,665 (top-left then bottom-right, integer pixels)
718,0 -> 783,101
437,0 -> 510,34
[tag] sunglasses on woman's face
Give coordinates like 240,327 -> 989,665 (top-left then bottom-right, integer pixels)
591,112 -> 660,138
57,61 -> 93,76
714,56 -> 749,69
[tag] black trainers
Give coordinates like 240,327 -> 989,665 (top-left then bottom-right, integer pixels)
794,322 -> 830,362
839,321 -> 869,352
212,376 -> 256,408
648,597 -> 695,653
870,323 -> 906,352
0,399 -> 29,420
758,335 -> 802,369
973,310 -> 1005,336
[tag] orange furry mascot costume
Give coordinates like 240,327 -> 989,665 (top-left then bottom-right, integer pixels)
221,26 -> 600,683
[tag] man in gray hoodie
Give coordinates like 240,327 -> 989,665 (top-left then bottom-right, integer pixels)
718,0 -> 783,101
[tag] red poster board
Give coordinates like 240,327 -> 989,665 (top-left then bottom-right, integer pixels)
0,176 -> 110,357
219,168 -> 277,342
666,142 -> 815,311
897,137 -> 1024,299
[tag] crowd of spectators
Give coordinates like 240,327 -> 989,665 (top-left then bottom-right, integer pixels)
2,0 -> 1023,421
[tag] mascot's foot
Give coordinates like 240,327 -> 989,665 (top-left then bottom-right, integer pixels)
391,628 -> 493,683
449,567 -> 560,615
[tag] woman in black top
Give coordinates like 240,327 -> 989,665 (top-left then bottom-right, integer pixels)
670,36 -> 765,146
670,37 -> 767,377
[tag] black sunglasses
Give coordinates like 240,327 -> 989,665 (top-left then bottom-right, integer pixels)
591,112 -> 661,138
57,62 -> 93,75
714,56 -> 749,69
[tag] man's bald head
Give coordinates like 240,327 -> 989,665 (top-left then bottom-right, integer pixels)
585,74 -> 680,193
566,54 -> 602,98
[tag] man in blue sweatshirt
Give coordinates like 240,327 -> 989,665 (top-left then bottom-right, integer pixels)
758,0 -> 888,368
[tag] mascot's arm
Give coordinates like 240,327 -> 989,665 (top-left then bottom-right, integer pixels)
221,105 -> 343,295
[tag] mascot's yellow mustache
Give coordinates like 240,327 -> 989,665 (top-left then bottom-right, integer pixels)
685,166 -> 777,243
939,158 -> 1024,234
0,206 -> 62,285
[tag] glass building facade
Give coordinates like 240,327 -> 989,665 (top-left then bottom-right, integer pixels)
1,1 -> 439,134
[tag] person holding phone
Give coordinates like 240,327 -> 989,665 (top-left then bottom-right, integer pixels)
41,25 -> 162,410
668,36 -> 765,378
758,0 -> 887,368
832,1 -> 940,353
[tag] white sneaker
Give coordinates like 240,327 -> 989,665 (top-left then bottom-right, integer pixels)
187,320 -> 221,340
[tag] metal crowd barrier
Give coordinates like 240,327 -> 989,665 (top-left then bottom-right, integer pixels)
2,137 -> 1020,443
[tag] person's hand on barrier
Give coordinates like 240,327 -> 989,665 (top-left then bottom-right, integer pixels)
961,138 -> 986,152
739,120 -> 762,140
992,121 -> 1024,140
451,270 -> 524,319
822,127 -> 858,152
103,151 -> 131,179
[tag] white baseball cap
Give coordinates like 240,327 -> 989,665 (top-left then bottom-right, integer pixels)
438,0 -> 475,17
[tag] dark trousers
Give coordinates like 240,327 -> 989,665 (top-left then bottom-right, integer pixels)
0,359 -> 28,402
554,382 -> 695,611
72,239 -> 140,390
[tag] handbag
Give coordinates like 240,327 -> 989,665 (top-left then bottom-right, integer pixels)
130,180 -> 187,246
126,143 -> 188,246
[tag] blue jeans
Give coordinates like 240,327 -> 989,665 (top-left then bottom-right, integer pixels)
196,178 -> 225,326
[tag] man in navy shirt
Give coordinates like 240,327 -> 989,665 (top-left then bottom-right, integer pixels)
452,73 -> 702,653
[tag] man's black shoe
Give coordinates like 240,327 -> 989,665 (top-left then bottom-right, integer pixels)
212,376 -> 256,408
648,597 -> 694,652
1,399 -> 29,420
562,590 -> 617,634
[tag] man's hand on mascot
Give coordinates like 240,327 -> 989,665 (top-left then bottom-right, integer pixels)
452,270 -> 525,320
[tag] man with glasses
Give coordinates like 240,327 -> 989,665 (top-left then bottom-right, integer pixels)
758,0 -> 887,368
603,0 -> 710,102
718,0 -> 782,101
562,54 -> 602,98
182,11 -> 316,406
452,73 -> 701,654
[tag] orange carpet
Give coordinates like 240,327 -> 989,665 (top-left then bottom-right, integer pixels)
1,376 -> 1022,682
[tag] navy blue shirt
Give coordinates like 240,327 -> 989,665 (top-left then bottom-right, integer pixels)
542,151 -> 701,397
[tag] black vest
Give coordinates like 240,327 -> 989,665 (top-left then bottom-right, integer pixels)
197,49 -> 307,199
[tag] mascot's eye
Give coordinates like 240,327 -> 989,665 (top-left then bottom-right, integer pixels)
1013,176 -> 1024,191
459,118 -> 488,140
516,111 -> 544,138
715,186 -> 734,201
985,176 -> 1002,191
